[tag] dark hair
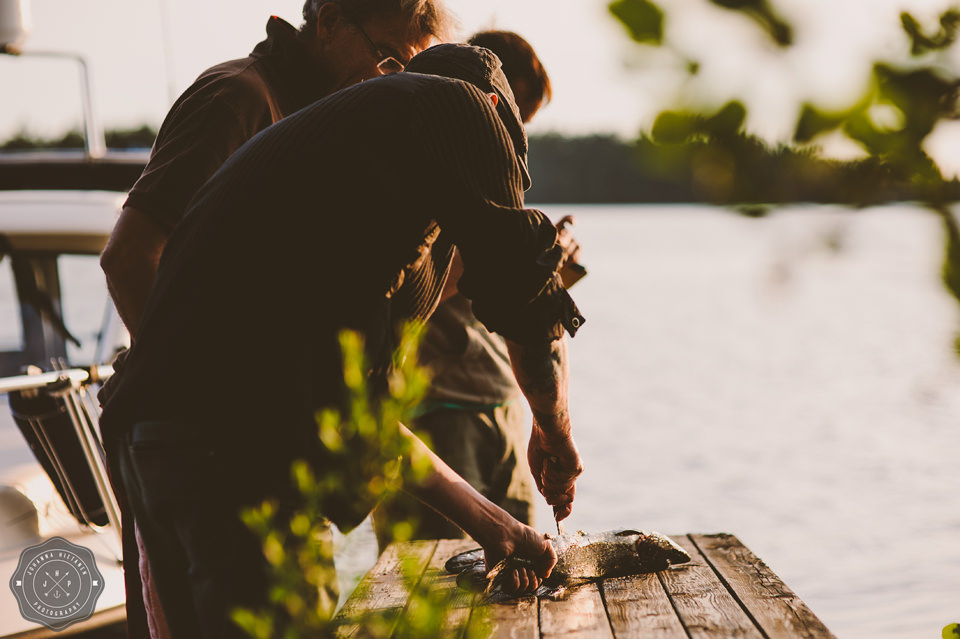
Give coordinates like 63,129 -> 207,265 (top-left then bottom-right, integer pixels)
468,30 -> 552,106
301,0 -> 454,42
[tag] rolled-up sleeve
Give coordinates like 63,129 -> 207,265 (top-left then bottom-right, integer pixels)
414,79 -> 585,345
456,205 -> 584,344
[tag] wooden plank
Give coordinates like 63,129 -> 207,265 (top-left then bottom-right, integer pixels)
478,596 -> 539,639
399,539 -> 478,639
540,583 -> 614,639
437,540 -> 540,639
332,540 -> 437,638
691,534 -> 837,639
602,572 -> 689,639
660,536 -> 765,639
335,534 -> 838,639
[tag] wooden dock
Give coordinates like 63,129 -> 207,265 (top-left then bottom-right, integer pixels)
334,533 -> 836,639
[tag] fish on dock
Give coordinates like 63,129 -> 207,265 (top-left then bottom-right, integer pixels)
445,528 -> 691,601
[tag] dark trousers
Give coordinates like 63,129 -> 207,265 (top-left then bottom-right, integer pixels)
115,421 -> 335,638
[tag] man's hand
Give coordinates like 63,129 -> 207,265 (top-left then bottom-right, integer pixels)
396,423 -> 556,595
528,428 -> 583,521
481,520 -> 556,595
555,215 -> 581,267
555,215 -> 586,289
505,337 -> 584,521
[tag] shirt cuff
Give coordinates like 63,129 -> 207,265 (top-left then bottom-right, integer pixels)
472,273 -> 585,345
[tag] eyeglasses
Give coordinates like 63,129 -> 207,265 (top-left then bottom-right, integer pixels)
349,20 -> 405,75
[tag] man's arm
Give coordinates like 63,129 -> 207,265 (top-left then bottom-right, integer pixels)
505,337 -> 583,521
100,206 -> 169,337
399,423 -> 556,593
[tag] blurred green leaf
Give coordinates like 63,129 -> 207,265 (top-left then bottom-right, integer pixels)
901,9 -> 960,55
872,64 -> 958,140
706,101 -> 747,138
651,110 -> 698,143
609,0 -> 665,45
794,103 -> 851,143
651,101 -> 745,143
707,0 -> 793,46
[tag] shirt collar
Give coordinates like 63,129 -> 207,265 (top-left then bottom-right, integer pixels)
251,16 -> 329,108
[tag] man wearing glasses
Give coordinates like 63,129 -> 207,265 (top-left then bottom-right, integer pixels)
98,2 -> 451,637
101,0 -> 452,338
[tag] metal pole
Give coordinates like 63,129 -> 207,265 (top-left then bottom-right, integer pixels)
56,380 -> 123,548
75,53 -> 106,158
0,50 -> 107,158
157,0 -> 178,104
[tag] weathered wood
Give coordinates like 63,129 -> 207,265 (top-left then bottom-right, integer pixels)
602,572 -> 689,639
340,534 -> 837,639
333,540 -> 437,638
539,583 -> 613,639
478,596 -> 539,639
403,539 -> 478,639
659,536 -> 765,639
691,534 -> 837,639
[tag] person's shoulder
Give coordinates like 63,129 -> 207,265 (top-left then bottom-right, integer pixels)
391,71 -> 478,95
370,73 -> 486,113
179,55 -> 271,106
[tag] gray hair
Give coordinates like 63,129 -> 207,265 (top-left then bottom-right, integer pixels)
301,0 -> 456,42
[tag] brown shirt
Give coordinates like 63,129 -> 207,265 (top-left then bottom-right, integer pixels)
125,17 -> 326,232
418,294 -> 520,408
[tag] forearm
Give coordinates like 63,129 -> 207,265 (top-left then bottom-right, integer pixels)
398,423 -> 512,548
505,337 -> 571,438
398,425 -> 556,592
100,207 -> 168,337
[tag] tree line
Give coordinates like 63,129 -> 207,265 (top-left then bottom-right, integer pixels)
4,125 -> 959,206
525,131 -> 960,206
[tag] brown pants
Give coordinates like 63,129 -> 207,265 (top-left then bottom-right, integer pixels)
373,402 -> 535,552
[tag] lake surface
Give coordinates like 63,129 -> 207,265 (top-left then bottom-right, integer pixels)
338,203 -> 960,639
2,203 -> 957,638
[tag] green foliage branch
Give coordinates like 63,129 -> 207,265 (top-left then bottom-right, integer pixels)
609,0 -> 960,206
609,0 -> 960,348
231,326 -> 485,638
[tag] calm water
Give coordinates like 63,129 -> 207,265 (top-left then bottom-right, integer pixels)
2,203 -> 957,638
339,203 -> 960,639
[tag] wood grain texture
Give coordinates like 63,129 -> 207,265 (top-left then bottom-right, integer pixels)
660,536 -> 765,639
539,583 -> 613,639
691,534 -> 838,639
337,534 -> 839,639
415,539 -> 479,639
602,572 -> 689,639
333,540 -> 437,638
480,596 -> 540,639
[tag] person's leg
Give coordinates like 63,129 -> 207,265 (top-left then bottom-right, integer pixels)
135,523 -> 171,639
118,494 -> 151,639
120,422 -> 337,638
490,402 -> 535,526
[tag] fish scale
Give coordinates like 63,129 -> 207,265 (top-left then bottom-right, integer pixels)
445,528 -> 691,601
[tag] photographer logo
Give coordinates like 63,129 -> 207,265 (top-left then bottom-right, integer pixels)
9,536 -> 105,631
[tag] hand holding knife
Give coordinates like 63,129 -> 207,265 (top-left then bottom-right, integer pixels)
549,456 -> 565,536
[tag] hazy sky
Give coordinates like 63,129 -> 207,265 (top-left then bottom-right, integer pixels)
2,0 -> 959,145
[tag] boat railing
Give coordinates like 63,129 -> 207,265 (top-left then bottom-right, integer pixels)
1,364 -> 121,548
0,49 -> 106,159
